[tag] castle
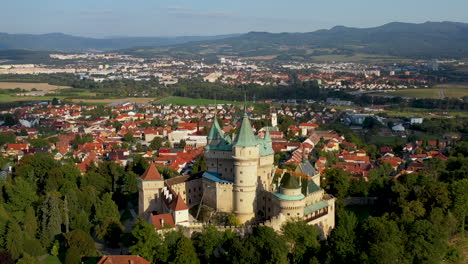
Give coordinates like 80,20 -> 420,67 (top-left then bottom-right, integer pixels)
138,112 -> 335,237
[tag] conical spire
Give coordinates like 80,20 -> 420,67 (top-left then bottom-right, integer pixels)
207,117 -> 223,140
233,112 -> 258,147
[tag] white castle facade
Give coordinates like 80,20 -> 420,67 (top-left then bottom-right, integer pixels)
139,113 -> 335,237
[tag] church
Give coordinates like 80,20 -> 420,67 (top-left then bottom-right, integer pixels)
138,112 -> 336,237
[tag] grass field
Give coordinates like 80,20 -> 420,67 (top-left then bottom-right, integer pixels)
0,82 -> 70,91
69,97 -> 156,104
375,83 -> 468,99
41,255 -> 61,264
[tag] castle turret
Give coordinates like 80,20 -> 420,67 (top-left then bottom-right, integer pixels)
207,118 -> 223,146
232,112 -> 259,224
138,163 -> 165,218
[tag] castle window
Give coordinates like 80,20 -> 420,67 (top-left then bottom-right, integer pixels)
240,180 -> 243,183
240,189 -> 243,192
240,171 -> 243,174
287,213 -> 290,216
240,199 -> 243,202
297,213 -> 300,216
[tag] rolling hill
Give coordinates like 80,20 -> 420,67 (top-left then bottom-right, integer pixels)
125,21 -> 468,60
0,32 -> 239,51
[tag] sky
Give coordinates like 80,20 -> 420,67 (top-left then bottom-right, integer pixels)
2,0 -> 468,37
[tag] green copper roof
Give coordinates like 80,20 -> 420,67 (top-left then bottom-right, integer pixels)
273,192 -> 305,201
259,141 -> 275,156
207,118 -> 223,140
281,173 -> 301,189
304,201 -> 328,215
233,113 -> 258,147
204,134 -> 233,151
264,128 -> 272,143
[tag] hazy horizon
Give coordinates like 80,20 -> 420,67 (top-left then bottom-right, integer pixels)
3,0 -> 468,38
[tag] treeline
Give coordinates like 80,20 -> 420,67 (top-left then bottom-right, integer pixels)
0,152 -> 151,263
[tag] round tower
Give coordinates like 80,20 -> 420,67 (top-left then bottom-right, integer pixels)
232,112 -> 259,224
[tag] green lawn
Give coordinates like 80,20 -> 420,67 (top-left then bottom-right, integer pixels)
374,83 -> 468,99
345,205 -> 376,222
41,255 -> 61,264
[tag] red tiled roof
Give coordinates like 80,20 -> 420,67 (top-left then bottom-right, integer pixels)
151,213 -> 175,230
141,163 -> 163,181
97,255 -> 151,264
171,195 -> 188,211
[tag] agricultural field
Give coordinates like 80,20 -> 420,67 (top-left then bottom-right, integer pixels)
374,83 -> 468,99
69,97 -> 156,104
0,82 -> 70,91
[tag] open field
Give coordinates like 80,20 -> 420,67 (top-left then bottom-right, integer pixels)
0,82 -> 70,91
374,83 -> 468,99
0,94 -> 62,102
69,97 -> 156,104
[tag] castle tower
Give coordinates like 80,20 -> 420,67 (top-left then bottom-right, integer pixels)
207,117 -> 223,146
232,112 -> 259,224
271,113 -> 277,128
138,163 -> 165,218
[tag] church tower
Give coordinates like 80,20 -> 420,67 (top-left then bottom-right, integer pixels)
271,113 -> 277,128
232,112 -> 258,224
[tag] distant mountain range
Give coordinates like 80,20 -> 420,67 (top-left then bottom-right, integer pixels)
1,21 -> 468,60
0,33 -> 240,51
125,21 -> 468,59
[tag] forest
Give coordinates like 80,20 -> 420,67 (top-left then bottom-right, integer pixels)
0,135 -> 465,263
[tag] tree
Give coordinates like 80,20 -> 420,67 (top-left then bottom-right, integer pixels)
40,192 -> 62,245
323,168 -> 350,198
192,225 -> 224,263
281,220 -> 320,264
240,226 -> 289,264
149,137 -> 163,151
5,221 -> 23,260
130,217 -> 168,263
23,206 -> 38,239
168,233 -> 200,264
123,132 -> 135,143
64,247 -> 81,264
64,230 -> 97,258
4,177 -> 37,220
327,210 -> 358,263
95,217 -> 124,247
179,139 -> 187,148
360,217 -> 405,264
17,254 -> 39,264
191,155 -> 207,174
450,179 -> 468,235
93,193 -> 120,224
